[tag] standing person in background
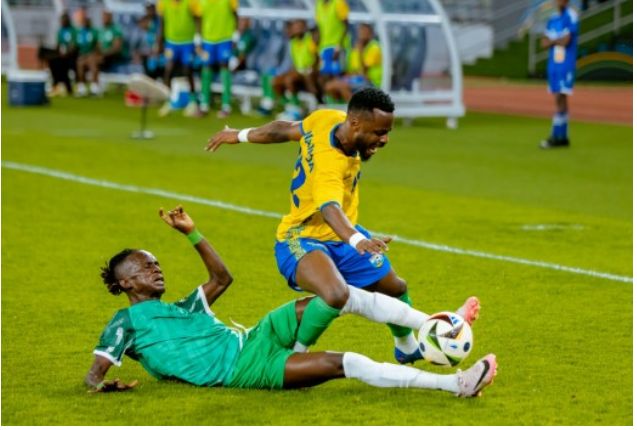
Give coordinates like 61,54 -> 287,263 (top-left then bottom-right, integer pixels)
315,0 -> 349,96
39,12 -> 77,97
324,23 -> 382,103
540,0 -> 578,149
157,0 -> 201,117
197,0 -> 239,118
74,9 -> 100,97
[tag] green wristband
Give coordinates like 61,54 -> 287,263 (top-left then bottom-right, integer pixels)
187,229 -> 205,246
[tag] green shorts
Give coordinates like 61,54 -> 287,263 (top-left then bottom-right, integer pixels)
224,301 -> 298,389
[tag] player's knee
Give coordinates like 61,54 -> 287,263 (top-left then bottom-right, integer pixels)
382,276 -> 407,297
322,284 -> 349,309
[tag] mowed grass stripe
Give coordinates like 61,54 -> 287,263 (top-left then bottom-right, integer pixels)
3,160 -> 632,285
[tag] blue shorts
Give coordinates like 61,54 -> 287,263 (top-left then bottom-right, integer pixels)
346,75 -> 372,91
274,225 -> 392,291
548,68 -> 574,95
319,47 -> 343,76
164,42 -> 195,66
201,40 -> 233,66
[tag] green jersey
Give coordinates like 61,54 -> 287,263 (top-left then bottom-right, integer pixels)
57,26 -> 77,54
199,0 -> 238,43
158,0 -> 198,44
76,26 -> 98,55
234,29 -> 256,58
93,287 -> 245,386
99,24 -> 124,55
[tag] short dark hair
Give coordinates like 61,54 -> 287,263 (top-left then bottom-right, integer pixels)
100,249 -> 137,296
347,87 -> 394,115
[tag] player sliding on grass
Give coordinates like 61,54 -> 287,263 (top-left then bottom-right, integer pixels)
206,88 -> 480,363
85,206 -> 497,396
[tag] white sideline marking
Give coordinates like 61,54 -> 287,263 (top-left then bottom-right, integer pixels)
3,160 -> 632,285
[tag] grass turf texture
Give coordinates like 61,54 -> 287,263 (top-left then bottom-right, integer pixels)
2,89 -> 632,425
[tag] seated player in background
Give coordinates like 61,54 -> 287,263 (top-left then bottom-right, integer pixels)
540,0 -> 578,149
85,205 -> 496,397
228,17 -> 257,73
271,20 -> 320,120
130,15 -> 163,80
95,10 -> 126,90
74,10 -> 100,97
197,0 -> 238,118
324,23 -> 382,103
39,12 -> 78,97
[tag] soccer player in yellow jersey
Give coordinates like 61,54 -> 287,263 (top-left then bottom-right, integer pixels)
206,88 -> 480,364
315,0 -> 349,89
195,0 -> 238,118
157,0 -> 201,117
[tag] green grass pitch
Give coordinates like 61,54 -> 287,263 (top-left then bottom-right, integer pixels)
1,88 -> 632,425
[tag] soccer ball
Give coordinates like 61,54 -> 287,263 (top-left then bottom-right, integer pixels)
417,311 -> 473,367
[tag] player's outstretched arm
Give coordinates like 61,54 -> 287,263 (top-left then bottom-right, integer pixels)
321,203 -> 391,255
205,121 -> 303,152
159,205 -> 233,305
85,355 -> 138,393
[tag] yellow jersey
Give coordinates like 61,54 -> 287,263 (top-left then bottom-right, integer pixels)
276,109 -> 361,242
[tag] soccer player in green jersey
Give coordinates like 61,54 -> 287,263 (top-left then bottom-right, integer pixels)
85,206 -> 496,396
196,0 -> 239,118
157,0 -> 201,117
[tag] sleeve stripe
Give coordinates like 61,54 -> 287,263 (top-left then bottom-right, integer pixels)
93,350 -> 122,367
299,121 -> 305,137
319,201 -> 341,211
197,285 -> 215,317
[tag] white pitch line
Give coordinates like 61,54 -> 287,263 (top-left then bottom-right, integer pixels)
3,160 -> 632,285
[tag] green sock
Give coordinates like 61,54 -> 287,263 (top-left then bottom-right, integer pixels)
189,92 -> 198,103
201,67 -> 212,107
297,297 -> 341,347
261,74 -> 273,99
221,67 -> 232,109
388,292 -> 413,338
290,93 -> 300,107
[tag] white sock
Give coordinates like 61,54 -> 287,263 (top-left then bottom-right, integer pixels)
394,333 -> 420,354
293,341 -> 308,353
342,352 -> 459,393
340,285 -> 428,330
